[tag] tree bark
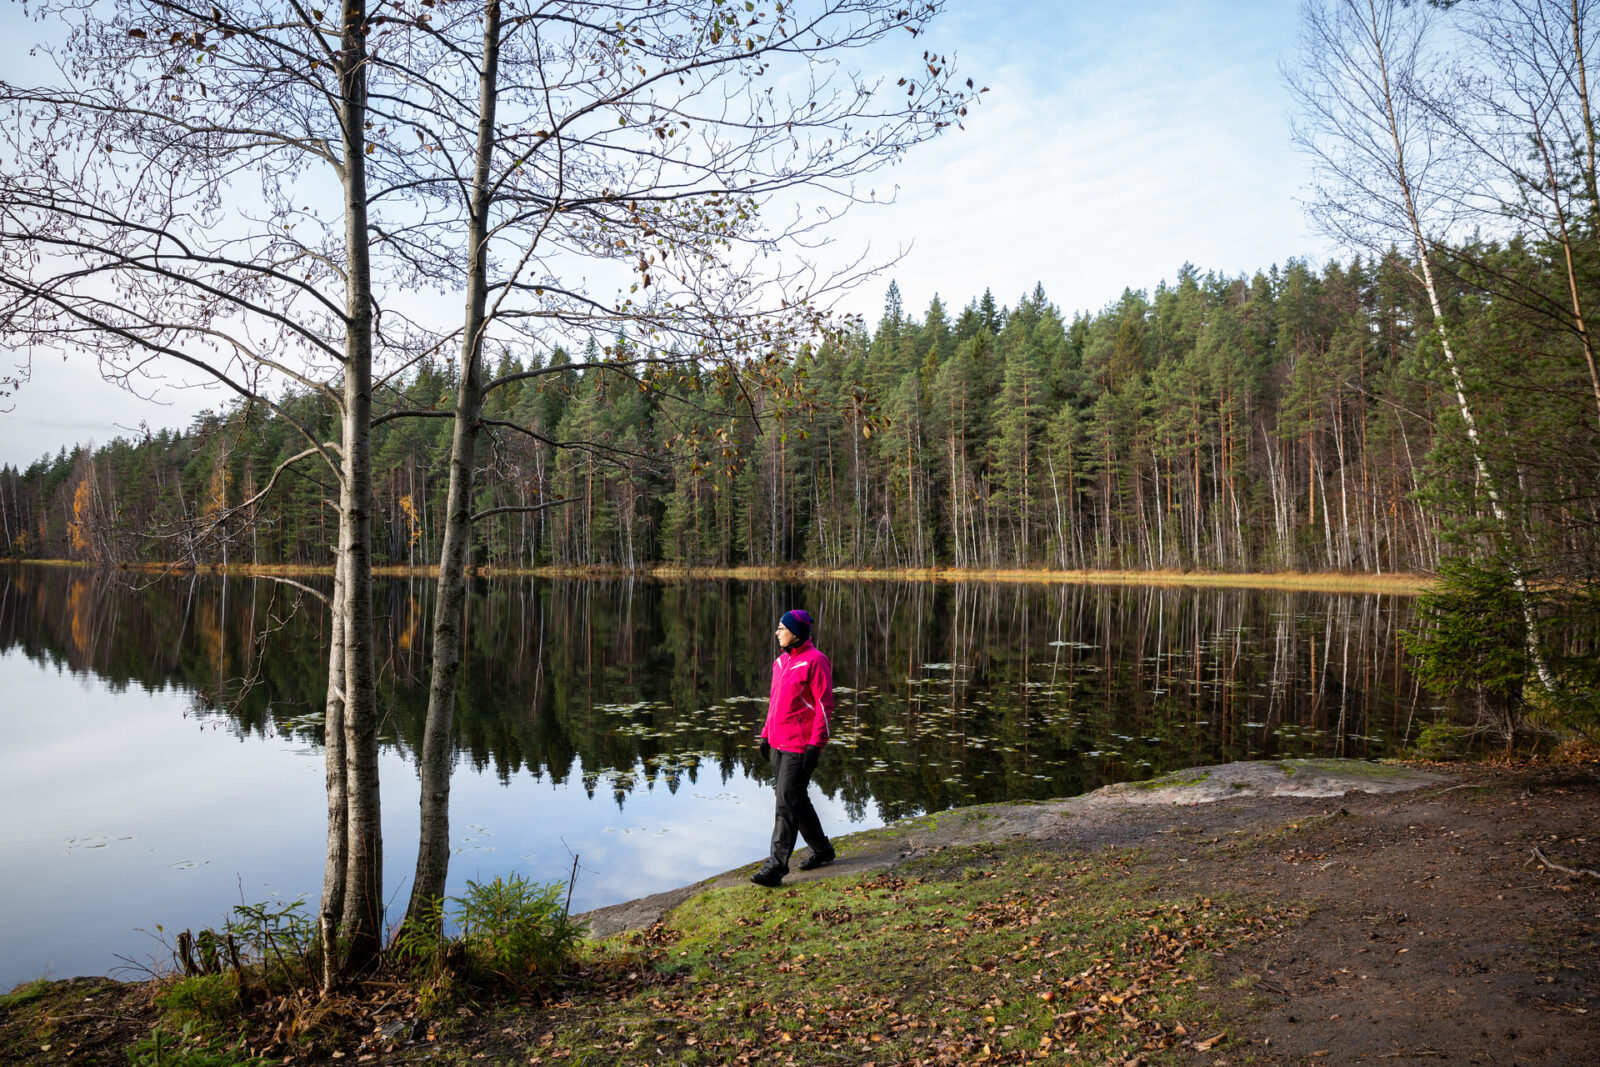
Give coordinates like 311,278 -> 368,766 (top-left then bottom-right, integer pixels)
318,568 -> 348,991
405,0 -> 502,929
332,0 -> 383,978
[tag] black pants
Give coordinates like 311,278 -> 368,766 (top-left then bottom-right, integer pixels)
768,748 -> 827,870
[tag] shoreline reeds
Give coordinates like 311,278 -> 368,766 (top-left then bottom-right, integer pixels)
0,557 -> 1433,594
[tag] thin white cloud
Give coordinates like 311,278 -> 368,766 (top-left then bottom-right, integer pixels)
821,0 -> 1335,321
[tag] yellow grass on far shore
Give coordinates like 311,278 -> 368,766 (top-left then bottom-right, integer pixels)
0,557 -> 1434,594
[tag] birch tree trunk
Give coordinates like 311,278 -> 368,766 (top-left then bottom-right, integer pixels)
332,0 -> 383,977
318,571 -> 348,990
406,0 -> 502,929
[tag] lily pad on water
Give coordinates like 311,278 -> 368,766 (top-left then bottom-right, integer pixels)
64,835 -> 135,853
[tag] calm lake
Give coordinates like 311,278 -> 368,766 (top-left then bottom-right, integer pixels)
0,566 -> 1425,986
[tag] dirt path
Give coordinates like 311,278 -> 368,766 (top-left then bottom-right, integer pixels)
1159,766 -> 1600,1065
581,757 -> 1599,1065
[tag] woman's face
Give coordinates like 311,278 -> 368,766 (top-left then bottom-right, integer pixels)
775,623 -> 798,648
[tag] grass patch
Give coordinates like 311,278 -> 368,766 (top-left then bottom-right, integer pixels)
0,977 -> 150,1066
154,975 -> 240,1029
525,842 -> 1301,1065
127,1023 -> 262,1067
0,980 -> 50,1010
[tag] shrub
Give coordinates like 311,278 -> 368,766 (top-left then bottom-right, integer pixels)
391,895 -> 460,1011
395,874 -> 585,998
222,898 -> 319,991
1409,721 -> 1481,760
1402,556 -> 1532,743
454,874 -> 585,986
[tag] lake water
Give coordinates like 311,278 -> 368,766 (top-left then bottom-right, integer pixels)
0,567 -> 1424,987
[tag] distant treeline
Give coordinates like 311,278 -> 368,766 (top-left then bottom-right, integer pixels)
4,249 -> 1595,575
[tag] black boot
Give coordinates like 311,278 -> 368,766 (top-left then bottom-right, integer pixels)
750,861 -> 787,887
797,841 -> 835,871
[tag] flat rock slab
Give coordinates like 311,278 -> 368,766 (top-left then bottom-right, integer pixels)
1083,757 -> 1444,806
576,758 -> 1446,940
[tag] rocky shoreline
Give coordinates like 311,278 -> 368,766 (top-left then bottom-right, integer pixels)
577,758 -> 1446,939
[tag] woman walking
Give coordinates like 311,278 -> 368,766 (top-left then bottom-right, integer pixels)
751,609 -> 835,887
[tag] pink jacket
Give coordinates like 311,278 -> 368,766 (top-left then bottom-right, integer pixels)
761,640 -> 833,752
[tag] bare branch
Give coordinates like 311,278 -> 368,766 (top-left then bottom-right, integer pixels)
469,497 -> 578,524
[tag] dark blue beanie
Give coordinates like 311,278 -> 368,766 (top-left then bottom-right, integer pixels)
780,609 -> 813,642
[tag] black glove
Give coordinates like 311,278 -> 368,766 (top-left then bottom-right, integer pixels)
802,744 -> 821,775
759,738 -> 772,762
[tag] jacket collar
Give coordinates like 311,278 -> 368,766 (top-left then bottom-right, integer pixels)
781,638 -> 814,658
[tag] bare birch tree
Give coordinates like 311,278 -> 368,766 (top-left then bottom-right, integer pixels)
1288,0 -> 1556,689
1429,0 -> 1600,428
0,0 -> 426,982
2,0 -> 976,955
367,0 -> 976,925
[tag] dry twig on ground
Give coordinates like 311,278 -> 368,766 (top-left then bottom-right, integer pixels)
1530,846 -> 1600,880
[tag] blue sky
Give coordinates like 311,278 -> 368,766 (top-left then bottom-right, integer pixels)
0,0 -> 1336,469
846,0 -> 1332,319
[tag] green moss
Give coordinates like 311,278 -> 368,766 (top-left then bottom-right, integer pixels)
1278,758 -> 1414,780
1135,768 -> 1212,790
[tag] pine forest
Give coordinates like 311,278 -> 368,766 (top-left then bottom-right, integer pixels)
4,252 -> 1596,586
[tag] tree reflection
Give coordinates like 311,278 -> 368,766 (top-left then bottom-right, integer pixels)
0,567 -> 1422,820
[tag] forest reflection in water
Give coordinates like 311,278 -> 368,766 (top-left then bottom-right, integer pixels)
2,566 -> 1422,821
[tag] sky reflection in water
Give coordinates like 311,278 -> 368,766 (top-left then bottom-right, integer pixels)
0,648 -> 871,987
